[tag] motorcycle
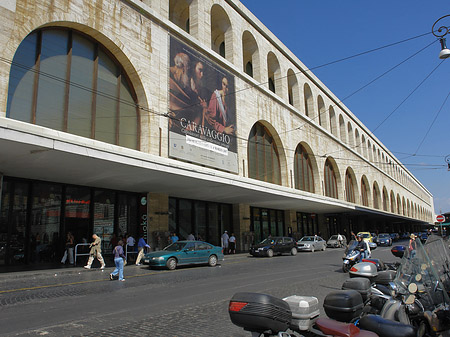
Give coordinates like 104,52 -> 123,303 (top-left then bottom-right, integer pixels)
342,240 -> 372,273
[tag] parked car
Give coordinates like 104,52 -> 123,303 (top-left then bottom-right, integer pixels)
297,236 -> 326,252
326,235 -> 347,248
143,240 -> 224,270
357,232 -> 373,243
376,233 -> 392,246
391,245 -> 406,258
390,233 -> 400,242
419,232 -> 428,243
249,237 -> 297,257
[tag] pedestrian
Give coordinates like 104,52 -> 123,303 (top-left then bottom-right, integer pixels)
61,232 -> 75,265
84,234 -> 106,269
187,232 -> 195,241
408,234 -> 417,258
135,235 -> 151,266
221,230 -> 229,254
110,240 -> 126,282
172,232 -> 179,243
229,233 -> 236,254
337,233 -> 344,247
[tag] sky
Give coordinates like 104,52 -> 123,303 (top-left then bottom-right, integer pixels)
240,0 -> 450,216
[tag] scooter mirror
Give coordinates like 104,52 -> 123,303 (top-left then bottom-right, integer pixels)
405,294 -> 416,304
408,283 -> 418,294
415,274 -> 422,282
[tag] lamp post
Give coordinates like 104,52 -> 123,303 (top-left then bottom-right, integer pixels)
432,15 -> 450,59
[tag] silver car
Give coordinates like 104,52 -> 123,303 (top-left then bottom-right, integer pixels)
327,235 -> 347,248
297,236 -> 327,252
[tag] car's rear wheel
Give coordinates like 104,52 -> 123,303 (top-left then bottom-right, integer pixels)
208,255 -> 218,267
290,247 -> 297,256
166,257 -> 177,270
266,249 -> 274,257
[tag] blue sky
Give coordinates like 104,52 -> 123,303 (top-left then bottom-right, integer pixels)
240,0 -> 450,215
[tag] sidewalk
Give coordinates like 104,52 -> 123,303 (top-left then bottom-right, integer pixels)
0,252 -> 245,283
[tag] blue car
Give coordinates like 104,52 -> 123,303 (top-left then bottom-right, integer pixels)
376,233 -> 392,246
143,240 -> 224,270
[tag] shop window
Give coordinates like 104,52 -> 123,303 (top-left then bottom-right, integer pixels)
30,182 -> 62,264
7,28 -> 139,150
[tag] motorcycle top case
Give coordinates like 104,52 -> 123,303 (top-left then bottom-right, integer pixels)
229,292 -> 292,334
283,295 -> 320,331
323,289 -> 364,322
361,258 -> 385,272
349,262 -> 378,282
341,277 -> 372,302
374,270 -> 396,285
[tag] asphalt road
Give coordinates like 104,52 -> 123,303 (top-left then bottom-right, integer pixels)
0,243 -> 401,336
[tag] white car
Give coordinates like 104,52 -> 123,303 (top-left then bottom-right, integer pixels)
296,236 -> 326,252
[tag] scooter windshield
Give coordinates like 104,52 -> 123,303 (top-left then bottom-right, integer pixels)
393,236 -> 450,310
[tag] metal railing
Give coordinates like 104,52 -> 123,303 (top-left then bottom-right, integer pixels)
74,243 -> 91,265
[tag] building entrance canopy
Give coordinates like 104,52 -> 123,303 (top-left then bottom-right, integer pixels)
0,118 -> 421,222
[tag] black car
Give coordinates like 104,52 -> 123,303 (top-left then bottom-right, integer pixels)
419,232 -> 428,243
249,237 -> 297,257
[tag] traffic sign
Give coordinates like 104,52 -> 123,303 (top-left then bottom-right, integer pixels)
436,214 -> 445,223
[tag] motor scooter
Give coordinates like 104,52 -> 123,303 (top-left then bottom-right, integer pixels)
342,240 -> 371,273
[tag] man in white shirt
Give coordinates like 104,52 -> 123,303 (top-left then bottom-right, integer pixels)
221,231 -> 229,254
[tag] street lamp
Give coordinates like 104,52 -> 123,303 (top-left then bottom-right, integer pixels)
432,15 -> 450,59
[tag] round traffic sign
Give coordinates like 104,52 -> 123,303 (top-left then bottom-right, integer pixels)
436,214 -> 445,223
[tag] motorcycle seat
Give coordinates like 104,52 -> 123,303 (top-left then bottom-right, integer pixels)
315,317 -> 378,337
358,314 -> 416,337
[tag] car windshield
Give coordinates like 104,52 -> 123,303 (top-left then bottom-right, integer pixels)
378,234 -> 389,238
163,242 -> 186,251
259,238 -> 275,245
300,236 -> 314,242
329,235 -> 338,240
361,233 -> 370,238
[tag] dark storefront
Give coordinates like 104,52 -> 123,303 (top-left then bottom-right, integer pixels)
0,177 -> 141,267
251,207 -> 285,244
167,197 -> 233,248
294,212 -> 318,240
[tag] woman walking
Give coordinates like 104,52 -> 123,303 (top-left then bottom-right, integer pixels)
110,240 -> 126,282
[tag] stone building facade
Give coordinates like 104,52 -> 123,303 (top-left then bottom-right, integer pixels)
0,0 -> 434,268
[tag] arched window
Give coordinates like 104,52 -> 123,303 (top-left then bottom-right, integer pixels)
361,177 -> 369,206
242,31 -> 258,79
304,83 -> 313,118
318,95 -> 327,128
329,106 -> 337,137
169,0 -> 191,33
267,52 -> 280,94
248,123 -> 281,185
373,183 -> 380,209
397,195 -> 402,214
211,5 -> 232,61
345,169 -> 355,203
287,69 -> 299,108
390,191 -> 396,213
339,115 -> 346,143
324,159 -> 338,199
7,28 -> 139,149
294,144 -> 314,193
382,188 -> 388,211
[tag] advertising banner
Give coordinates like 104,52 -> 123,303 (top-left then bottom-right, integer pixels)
168,36 -> 238,173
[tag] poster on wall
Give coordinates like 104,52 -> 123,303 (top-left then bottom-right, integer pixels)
168,35 -> 238,173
